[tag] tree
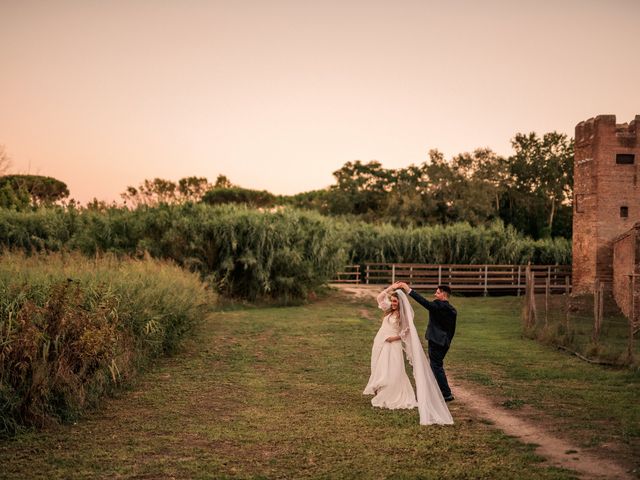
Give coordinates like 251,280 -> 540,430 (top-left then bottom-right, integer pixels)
213,174 -> 234,189
284,189 -> 331,214
122,176 -> 214,207
420,150 -> 458,223
121,178 -> 176,207
328,161 -> 392,216
0,145 -> 11,175
0,175 -> 69,206
507,132 -> 574,237
177,176 -> 212,202
384,163 -> 430,226
0,183 -> 30,209
447,148 -> 507,225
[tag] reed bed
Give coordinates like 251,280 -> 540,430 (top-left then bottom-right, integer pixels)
342,220 -> 571,265
0,205 -> 348,301
0,252 -> 213,436
0,206 -> 571,302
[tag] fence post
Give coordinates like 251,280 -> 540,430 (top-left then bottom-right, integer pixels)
629,275 -> 636,362
438,265 -> 442,285
565,281 -> 571,331
593,278 -> 601,343
366,264 -> 370,285
523,263 -> 537,330
484,265 -> 488,296
517,265 -> 522,296
599,281 -> 604,334
565,275 -> 570,295
522,265 -> 530,329
545,276 -> 550,327
530,267 -> 537,327
391,264 -> 396,284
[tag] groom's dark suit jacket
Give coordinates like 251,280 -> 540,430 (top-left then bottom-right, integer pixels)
409,290 -> 457,348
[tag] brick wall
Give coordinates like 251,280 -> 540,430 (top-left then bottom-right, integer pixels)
612,224 -> 639,318
572,115 -> 640,293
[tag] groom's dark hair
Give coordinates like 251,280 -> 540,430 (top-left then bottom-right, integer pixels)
437,285 -> 452,296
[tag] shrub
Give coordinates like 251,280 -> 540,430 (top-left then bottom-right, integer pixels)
202,187 -> 276,208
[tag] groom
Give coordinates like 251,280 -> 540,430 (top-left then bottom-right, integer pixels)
393,282 -> 457,402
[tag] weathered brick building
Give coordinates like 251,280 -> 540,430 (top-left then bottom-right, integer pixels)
572,114 -> 640,294
612,222 -> 640,320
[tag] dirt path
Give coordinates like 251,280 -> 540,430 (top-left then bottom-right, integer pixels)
451,378 -> 632,480
335,284 -> 634,480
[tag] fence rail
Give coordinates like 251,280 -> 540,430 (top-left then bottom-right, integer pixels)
333,263 -> 571,294
332,264 -> 362,284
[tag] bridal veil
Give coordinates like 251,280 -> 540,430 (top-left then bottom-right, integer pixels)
396,290 -> 454,425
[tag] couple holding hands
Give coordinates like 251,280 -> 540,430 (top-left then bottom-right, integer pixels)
363,282 -> 456,425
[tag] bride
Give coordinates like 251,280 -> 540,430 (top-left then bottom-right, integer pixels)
363,285 -> 453,425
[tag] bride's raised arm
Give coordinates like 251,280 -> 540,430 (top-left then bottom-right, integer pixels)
376,285 -> 394,311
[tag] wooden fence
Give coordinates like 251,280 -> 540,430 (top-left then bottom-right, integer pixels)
332,263 -> 571,295
522,268 -> 638,367
332,264 -> 362,284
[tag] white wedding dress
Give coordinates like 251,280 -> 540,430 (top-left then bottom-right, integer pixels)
363,309 -> 418,409
363,287 -> 454,425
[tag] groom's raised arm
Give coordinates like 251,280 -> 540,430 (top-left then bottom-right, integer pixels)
392,282 -> 435,311
408,289 -> 436,311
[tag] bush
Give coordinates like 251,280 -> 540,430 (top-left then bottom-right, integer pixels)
0,252 -> 213,436
165,205 -> 348,301
202,187 -> 276,207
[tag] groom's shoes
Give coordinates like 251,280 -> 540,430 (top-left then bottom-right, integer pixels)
444,395 -> 455,402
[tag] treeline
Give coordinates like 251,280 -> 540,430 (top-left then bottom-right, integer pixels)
0,204 -> 571,301
0,130 -> 573,240
111,131 -> 575,239
287,132 -> 574,239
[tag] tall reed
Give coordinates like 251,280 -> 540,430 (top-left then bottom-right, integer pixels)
0,252 -> 213,436
0,205 -> 348,301
0,206 -> 571,303
341,220 -> 571,265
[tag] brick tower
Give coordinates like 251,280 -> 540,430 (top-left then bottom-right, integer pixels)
572,114 -> 640,293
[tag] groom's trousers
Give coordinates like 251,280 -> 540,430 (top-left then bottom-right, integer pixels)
428,341 -> 452,398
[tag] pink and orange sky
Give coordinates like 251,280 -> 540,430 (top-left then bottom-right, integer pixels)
1,0 -> 638,204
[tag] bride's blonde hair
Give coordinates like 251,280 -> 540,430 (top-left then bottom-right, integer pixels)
384,291 -> 400,316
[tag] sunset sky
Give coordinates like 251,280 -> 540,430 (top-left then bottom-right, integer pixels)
1,0 -> 638,204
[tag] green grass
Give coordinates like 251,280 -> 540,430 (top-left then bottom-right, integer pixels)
0,291 -> 588,479
526,293 -> 640,367
449,295 -> 640,466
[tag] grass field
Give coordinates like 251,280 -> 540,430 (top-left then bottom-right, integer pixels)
1,290 -> 638,479
449,295 -> 639,462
